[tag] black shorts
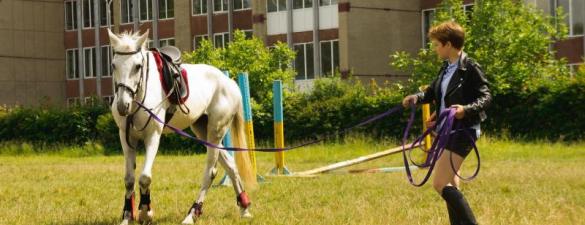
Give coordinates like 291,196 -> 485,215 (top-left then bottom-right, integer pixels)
445,128 -> 479,158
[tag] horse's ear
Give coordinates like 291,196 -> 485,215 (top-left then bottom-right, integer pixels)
107,29 -> 120,47
136,29 -> 150,49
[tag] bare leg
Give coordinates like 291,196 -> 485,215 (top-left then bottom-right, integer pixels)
433,150 -> 477,225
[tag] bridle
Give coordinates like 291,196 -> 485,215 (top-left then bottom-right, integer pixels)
113,49 -> 146,98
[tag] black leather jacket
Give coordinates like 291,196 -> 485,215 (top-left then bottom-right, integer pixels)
415,52 -> 492,127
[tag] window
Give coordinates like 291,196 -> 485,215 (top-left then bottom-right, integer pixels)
66,49 -> 80,79
293,0 -> 312,9
244,30 -> 253,39
214,0 -> 228,12
65,1 -> 79,30
103,96 -> 114,105
194,35 -> 209,50
83,0 -> 95,28
123,0 -> 173,23
192,0 -> 208,15
569,63 -> 583,76
557,0 -> 584,36
100,0 -> 114,26
147,38 -> 176,48
294,43 -> 314,80
74,0 -> 114,28
160,38 -> 175,47
159,0 -> 174,19
139,0 -> 153,21
214,32 -> 230,48
67,97 -> 81,107
84,48 -> 97,78
320,40 -> 339,76
84,96 -> 95,105
121,0 -> 134,23
267,0 -> 287,12
234,0 -> 251,10
319,0 -> 337,6
67,47 -> 110,79
101,46 -> 112,77
421,9 -> 436,48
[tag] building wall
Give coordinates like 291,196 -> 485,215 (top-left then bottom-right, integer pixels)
0,0 -> 66,106
339,0 -> 421,85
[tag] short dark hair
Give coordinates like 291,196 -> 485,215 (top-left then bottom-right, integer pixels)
428,21 -> 465,49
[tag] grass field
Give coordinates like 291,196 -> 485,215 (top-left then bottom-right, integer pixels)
1,137 -> 584,225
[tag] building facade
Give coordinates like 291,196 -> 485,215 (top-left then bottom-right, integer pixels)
0,0 -> 66,106
0,0 -> 582,106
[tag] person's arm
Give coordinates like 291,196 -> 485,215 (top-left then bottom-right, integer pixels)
402,77 -> 438,107
415,77 -> 438,105
462,63 -> 492,117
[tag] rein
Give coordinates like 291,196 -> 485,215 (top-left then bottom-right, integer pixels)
128,90 -> 480,184
401,104 -> 480,187
134,101 -> 405,152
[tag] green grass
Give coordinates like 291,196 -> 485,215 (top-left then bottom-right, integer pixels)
1,137 -> 585,225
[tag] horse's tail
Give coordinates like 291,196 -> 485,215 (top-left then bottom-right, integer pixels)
231,103 -> 258,190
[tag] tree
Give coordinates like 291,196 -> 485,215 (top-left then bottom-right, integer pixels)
390,0 -> 570,96
182,30 -> 296,105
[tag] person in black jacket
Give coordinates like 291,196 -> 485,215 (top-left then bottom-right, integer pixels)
402,21 -> 492,225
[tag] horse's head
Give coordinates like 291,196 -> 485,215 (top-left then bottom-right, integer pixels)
108,29 -> 149,116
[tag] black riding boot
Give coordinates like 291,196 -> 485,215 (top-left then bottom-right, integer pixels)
447,203 -> 460,225
441,186 -> 478,225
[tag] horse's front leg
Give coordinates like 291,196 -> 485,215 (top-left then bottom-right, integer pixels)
137,129 -> 162,225
120,130 -> 138,225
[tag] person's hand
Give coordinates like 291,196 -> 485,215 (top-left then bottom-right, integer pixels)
426,112 -> 436,128
402,95 -> 418,108
452,104 -> 465,119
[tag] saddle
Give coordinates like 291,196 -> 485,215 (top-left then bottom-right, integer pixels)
151,46 -> 189,105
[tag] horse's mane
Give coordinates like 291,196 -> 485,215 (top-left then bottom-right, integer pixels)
113,30 -> 148,52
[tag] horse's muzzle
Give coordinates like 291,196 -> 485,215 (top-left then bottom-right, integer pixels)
117,101 -> 131,116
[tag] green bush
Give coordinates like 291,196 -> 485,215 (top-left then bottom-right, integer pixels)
251,76 -> 420,143
0,104 -> 107,145
486,76 -> 585,141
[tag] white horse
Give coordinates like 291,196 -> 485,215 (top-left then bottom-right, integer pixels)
107,29 -> 257,225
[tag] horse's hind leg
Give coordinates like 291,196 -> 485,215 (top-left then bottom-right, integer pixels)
182,116 -> 222,224
218,150 -> 252,218
189,115 -> 219,179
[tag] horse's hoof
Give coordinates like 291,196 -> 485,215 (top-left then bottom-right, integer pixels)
240,208 -> 253,219
137,205 -> 154,225
181,214 -> 195,224
121,210 -> 135,225
182,202 -> 202,224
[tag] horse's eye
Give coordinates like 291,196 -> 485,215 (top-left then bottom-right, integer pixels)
111,64 -> 116,70
135,65 -> 142,72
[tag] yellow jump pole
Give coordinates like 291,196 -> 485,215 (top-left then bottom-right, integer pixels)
270,80 -> 291,175
420,86 -> 432,163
